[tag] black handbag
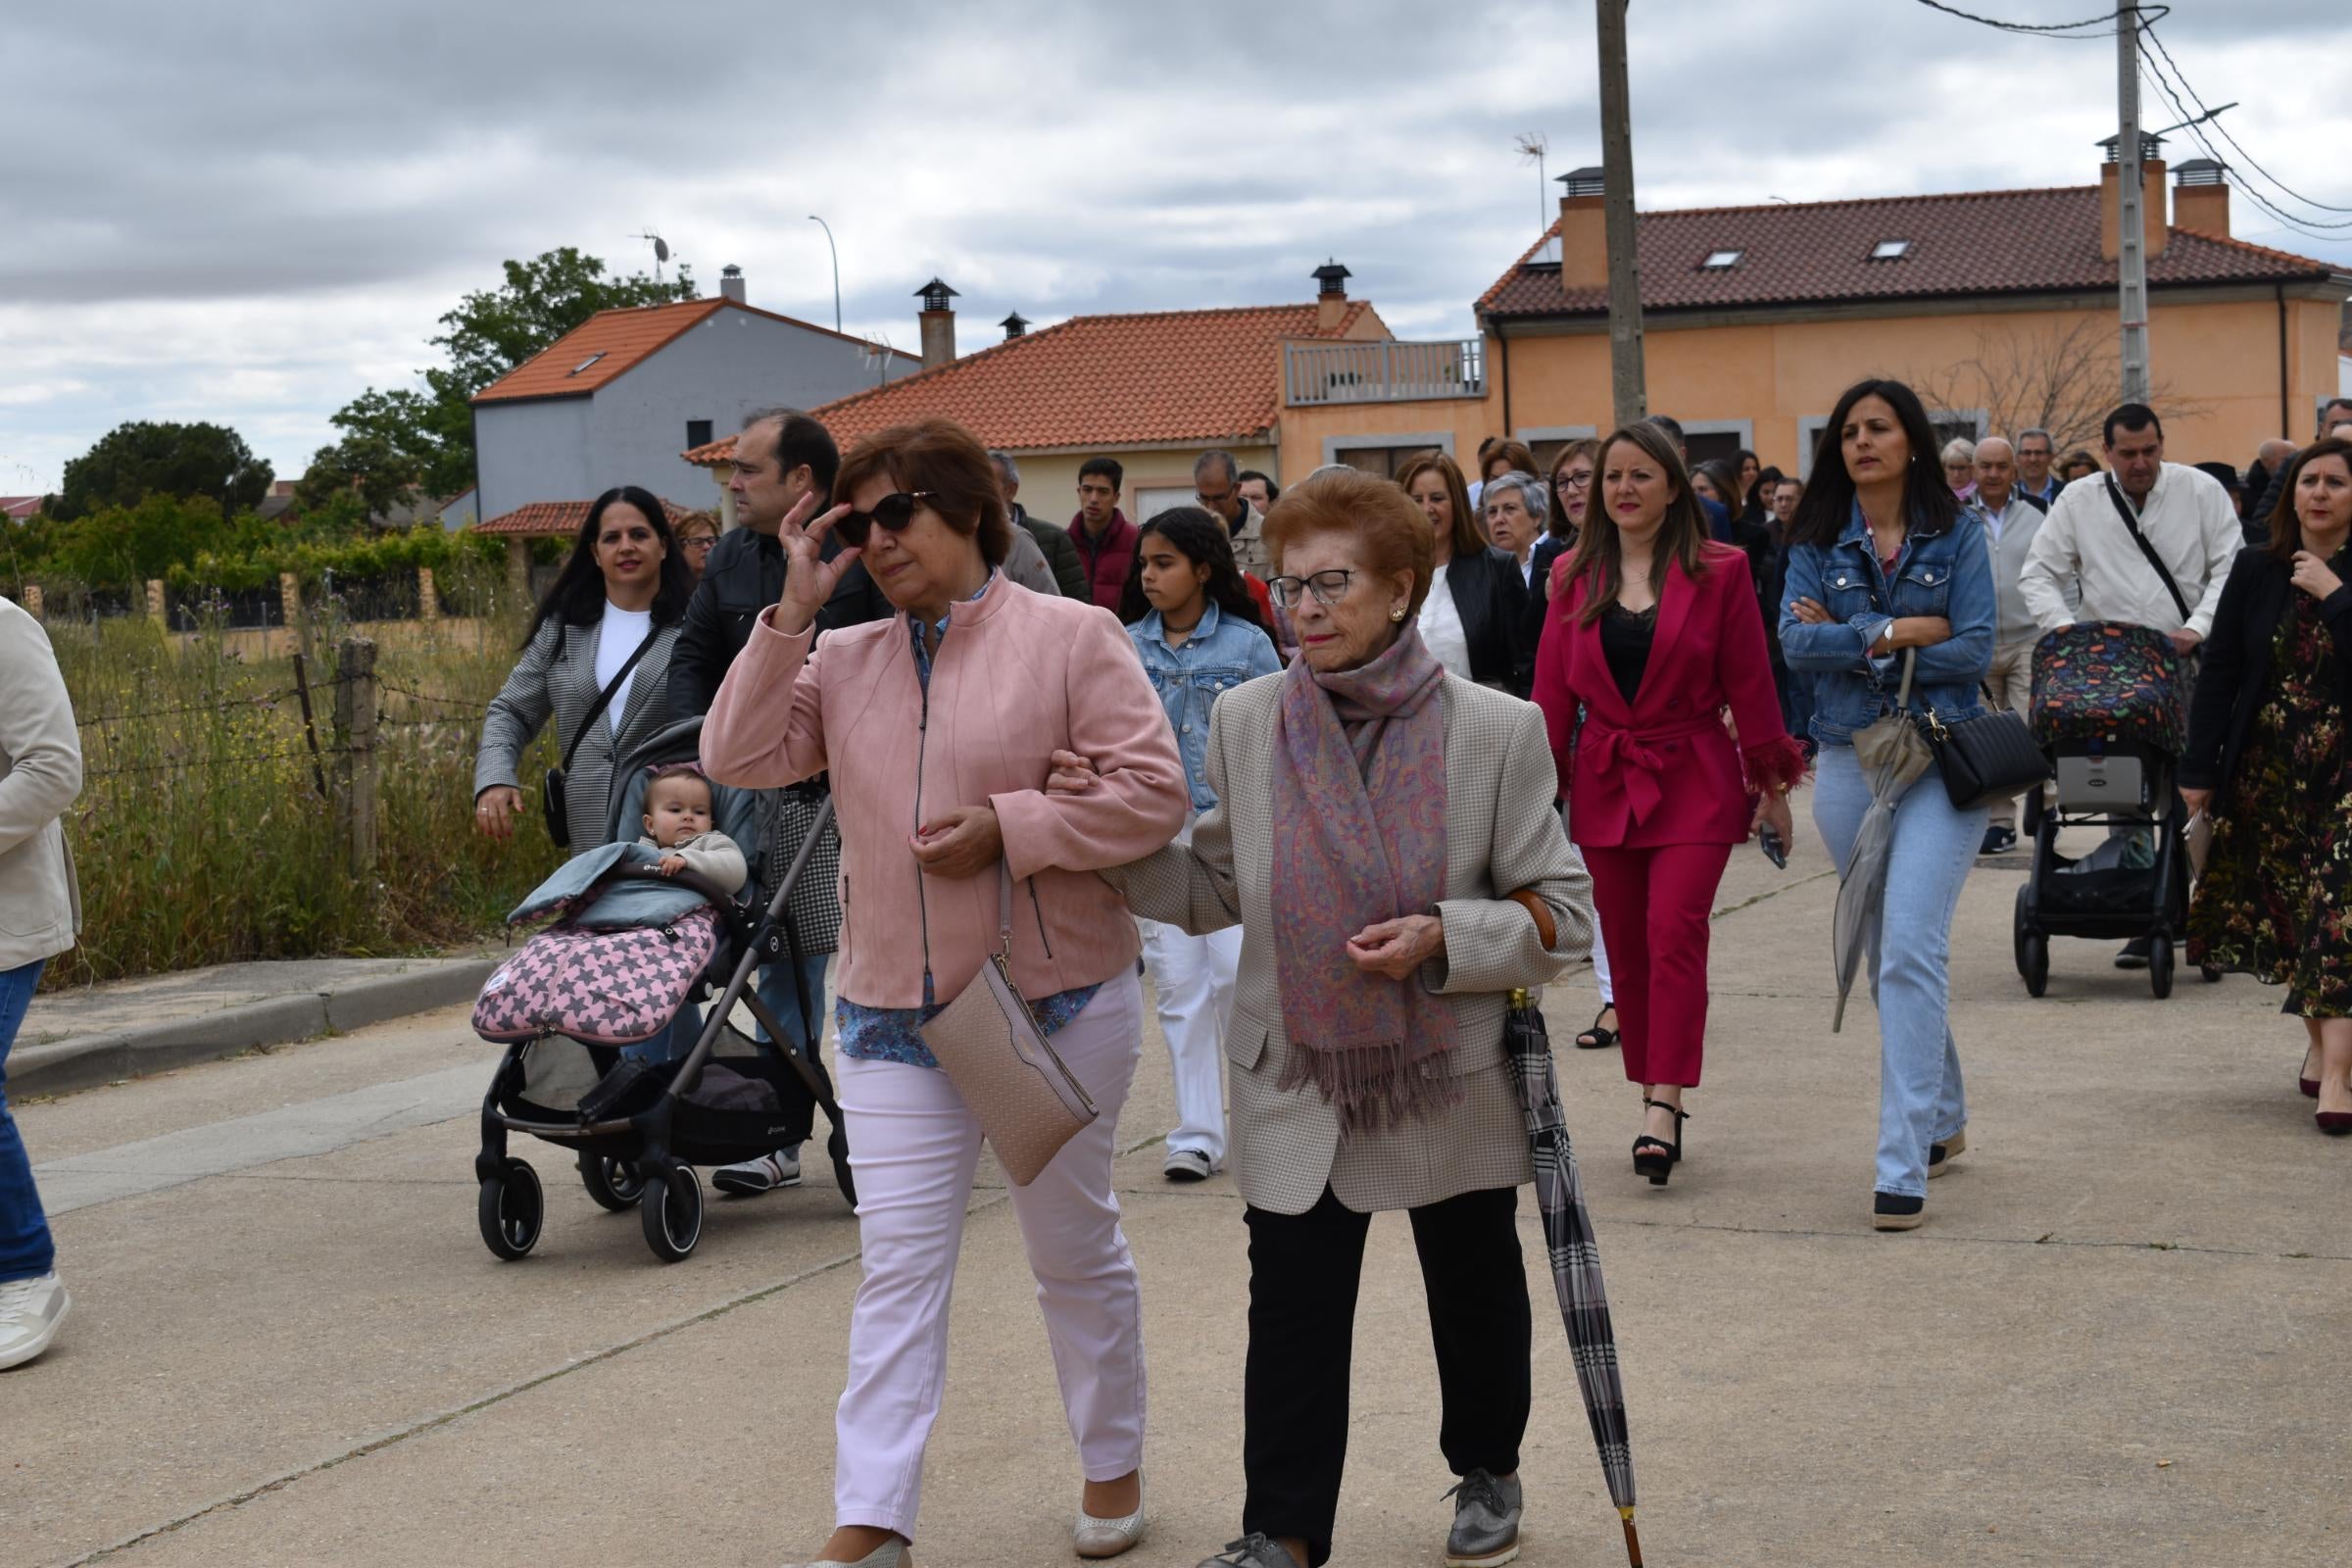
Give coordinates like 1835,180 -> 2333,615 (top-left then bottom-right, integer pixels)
541,627 -> 657,849
1902,650 -> 2047,810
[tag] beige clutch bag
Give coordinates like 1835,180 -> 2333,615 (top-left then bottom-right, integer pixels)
920,863 -> 1099,1185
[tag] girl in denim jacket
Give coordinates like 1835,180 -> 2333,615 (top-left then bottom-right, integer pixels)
1121,509 -> 1282,1180
1781,379 -> 1996,1232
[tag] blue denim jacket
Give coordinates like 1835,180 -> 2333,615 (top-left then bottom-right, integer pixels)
1129,601 -> 1281,809
1779,501 -> 1995,747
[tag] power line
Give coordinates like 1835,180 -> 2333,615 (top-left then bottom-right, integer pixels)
1908,0 -> 2163,38
2139,22 -> 2352,217
2135,60 -> 2352,241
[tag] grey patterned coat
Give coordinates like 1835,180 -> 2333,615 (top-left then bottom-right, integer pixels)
1110,672 -> 1593,1215
474,614 -> 681,853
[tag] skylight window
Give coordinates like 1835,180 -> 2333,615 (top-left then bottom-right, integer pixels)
1701,249 -> 1742,270
1870,239 -> 1913,261
568,352 -> 606,375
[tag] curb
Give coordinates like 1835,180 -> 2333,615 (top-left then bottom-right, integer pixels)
13,958 -> 501,1100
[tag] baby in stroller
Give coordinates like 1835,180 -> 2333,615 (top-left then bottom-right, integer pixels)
638,762 -> 747,888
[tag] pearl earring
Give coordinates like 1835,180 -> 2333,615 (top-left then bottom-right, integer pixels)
1390,607 -> 1406,621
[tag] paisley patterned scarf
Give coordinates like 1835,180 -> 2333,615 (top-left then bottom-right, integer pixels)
1269,622 -> 1456,1135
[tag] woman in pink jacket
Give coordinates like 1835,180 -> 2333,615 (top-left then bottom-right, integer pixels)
703,417 -> 1188,1568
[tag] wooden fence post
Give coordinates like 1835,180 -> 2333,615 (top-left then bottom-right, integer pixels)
282,572 -> 310,662
23,583 -> 40,618
417,566 -> 439,622
333,637 -> 380,876
146,579 -> 167,627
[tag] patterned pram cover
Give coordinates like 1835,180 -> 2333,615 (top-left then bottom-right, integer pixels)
472,905 -> 720,1046
2028,621 -> 2187,756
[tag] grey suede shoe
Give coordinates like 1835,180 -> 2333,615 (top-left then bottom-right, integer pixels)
1443,1469 -> 1523,1567
1198,1535 -> 1301,1568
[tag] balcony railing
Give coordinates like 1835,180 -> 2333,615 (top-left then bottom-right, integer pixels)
1284,338 -> 1486,407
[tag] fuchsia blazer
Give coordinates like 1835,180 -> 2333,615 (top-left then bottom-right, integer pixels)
1532,543 -> 1805,850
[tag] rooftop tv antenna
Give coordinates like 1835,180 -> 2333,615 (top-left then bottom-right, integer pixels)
1514,130 -> 1549,230
631,228 -> 670,281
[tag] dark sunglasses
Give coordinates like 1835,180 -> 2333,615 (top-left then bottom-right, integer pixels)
837,490 -> 937,547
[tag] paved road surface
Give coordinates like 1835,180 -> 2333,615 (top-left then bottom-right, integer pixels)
7,820 -> 2346,1567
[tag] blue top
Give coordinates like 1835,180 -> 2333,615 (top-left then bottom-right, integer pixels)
1778,500 -> 1995,748
1128,600 -> 1282,810
837,570 -> 1101,1069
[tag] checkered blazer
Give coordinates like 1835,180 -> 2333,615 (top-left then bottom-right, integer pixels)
1113,672 -> 1593,1215
474,614 -> 680,852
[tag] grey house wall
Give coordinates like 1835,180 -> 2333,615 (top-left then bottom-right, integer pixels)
473,307 -> 914,520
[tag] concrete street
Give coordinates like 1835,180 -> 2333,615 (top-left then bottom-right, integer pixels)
6,813 -> 2348,1568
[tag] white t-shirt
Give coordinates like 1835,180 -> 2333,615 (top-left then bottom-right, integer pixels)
593,602 -> 654,735
1418,562 -> 1473,681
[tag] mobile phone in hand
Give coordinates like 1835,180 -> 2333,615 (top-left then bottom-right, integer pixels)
1759,826 -> 1788,869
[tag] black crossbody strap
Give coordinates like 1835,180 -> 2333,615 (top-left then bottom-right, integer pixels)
562,626 -> 657,773
2105,476 -> 2191,625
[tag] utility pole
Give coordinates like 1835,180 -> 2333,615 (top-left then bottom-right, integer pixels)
2115,3 -> 2151,403
1595,0 -> 1646,427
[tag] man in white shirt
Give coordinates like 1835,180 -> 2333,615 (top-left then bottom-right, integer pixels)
2019,403 -> 2240,965
1972,437 -> 2059,855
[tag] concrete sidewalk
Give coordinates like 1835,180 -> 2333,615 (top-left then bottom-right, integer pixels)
6,825 -> 2348,1568
13,953 -> 502,1099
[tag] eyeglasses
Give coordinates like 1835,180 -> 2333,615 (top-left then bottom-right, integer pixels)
1556,470 -> 1592,490
1266,569 -> 1355,609
837,491 -> 937,548
679,535 -> 717,553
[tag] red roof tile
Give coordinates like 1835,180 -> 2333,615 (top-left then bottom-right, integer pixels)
2,496 -> 44,520
673,300 -> 1379,460
1480,185 -> 2344,320
473,298 -> 916,405
473,497 -> 697,537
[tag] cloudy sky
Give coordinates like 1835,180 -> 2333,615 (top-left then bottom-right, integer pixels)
4,0 -> 2347,495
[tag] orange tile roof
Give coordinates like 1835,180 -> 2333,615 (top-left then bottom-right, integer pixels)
673,300 -> 1382,465
473,298 -> 918,405
473,497 -> 697,537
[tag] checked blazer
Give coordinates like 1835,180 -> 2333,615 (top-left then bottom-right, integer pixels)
474,614 -> 681,853
1110,672 -> 1594,1216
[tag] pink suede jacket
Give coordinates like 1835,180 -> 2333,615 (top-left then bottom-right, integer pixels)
702,575 -> 1188,1009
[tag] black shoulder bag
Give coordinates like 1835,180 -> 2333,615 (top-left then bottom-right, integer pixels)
1908,631 -> 2049,813
541,628 -> 658,849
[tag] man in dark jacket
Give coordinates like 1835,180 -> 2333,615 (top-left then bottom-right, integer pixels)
668,407 -> 888,1197
1069,455 -> 1140,611
2246,401 -> 2352,547
991,450 -> 1083,599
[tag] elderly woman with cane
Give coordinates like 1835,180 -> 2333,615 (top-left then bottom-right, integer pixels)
1052,466 -> 1591,1568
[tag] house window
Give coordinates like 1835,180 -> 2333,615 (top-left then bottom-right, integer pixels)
1701,249 -> 1742,270
1869,239 -> 1912,261
685,418 -> 713,450
1335,445 -> 1438,479
569,352 -> 606,374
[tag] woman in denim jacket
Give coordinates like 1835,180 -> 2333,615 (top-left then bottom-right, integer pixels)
1122,509 -> 1283,1180
1781,378 -> 1996,1232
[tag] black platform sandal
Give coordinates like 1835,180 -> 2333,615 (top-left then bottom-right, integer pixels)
1632,1099 -> 1688,1186
1576,1005 -> 1619,1051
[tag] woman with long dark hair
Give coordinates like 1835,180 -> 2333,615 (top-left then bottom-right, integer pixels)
1782,378 -> 1996,1231
1533,422 -> 1802,1189
1119,509 -> 1281,1183
2181,437 -> 2352,1133
1396,452 -> 1532,693
473,485 -> 692,852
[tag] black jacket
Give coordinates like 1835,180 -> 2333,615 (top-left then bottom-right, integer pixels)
1015,504 -> 1088,600
667,525 -> 893,717
1444,544 -> 1536,696
2180,547 -> 2352,798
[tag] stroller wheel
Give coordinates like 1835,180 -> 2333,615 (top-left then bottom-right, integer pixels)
478,1158 -> 544,1260
640,1163 -> 704,1262
2149,933 -> 2175,1000
579,1152 -> 646,1213
2022,931 -> 2049,998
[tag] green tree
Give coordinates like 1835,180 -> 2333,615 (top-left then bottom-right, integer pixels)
53,421 -> 273,522
318,247 -> 697,500
48,493 -> 238,585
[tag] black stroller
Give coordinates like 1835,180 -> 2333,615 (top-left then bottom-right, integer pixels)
2011,622 -> 2219,1000
470,716 -> 852,1263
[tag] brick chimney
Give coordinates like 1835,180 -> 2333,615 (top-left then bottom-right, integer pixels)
1312,261 -> 1352,332
915,277 -> 959,369
718,264 -> 746,304
1554,167 -> 1608,293
2173,158 -> 2230,237
2099,133 -> 2169,262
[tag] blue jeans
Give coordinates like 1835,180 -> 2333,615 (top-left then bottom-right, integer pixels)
1812,747 -> 1985,1198
1782,665 -> 1818,758
1,958 -> 55,1283
757,952 -> 829,1156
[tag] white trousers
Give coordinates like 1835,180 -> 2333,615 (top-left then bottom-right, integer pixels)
832,971 -> 1147,1541
1138,918 -> 1238,1165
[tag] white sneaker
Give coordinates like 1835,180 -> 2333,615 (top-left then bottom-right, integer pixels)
0,1272 -> 71,1370
711,1149 -> 802,1196
1162,1148 -> 1216,1182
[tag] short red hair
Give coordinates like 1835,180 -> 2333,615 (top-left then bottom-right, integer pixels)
1262,466 -> 1436,616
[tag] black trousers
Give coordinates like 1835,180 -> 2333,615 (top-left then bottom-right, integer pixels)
1240,1183 -> 1532,1567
